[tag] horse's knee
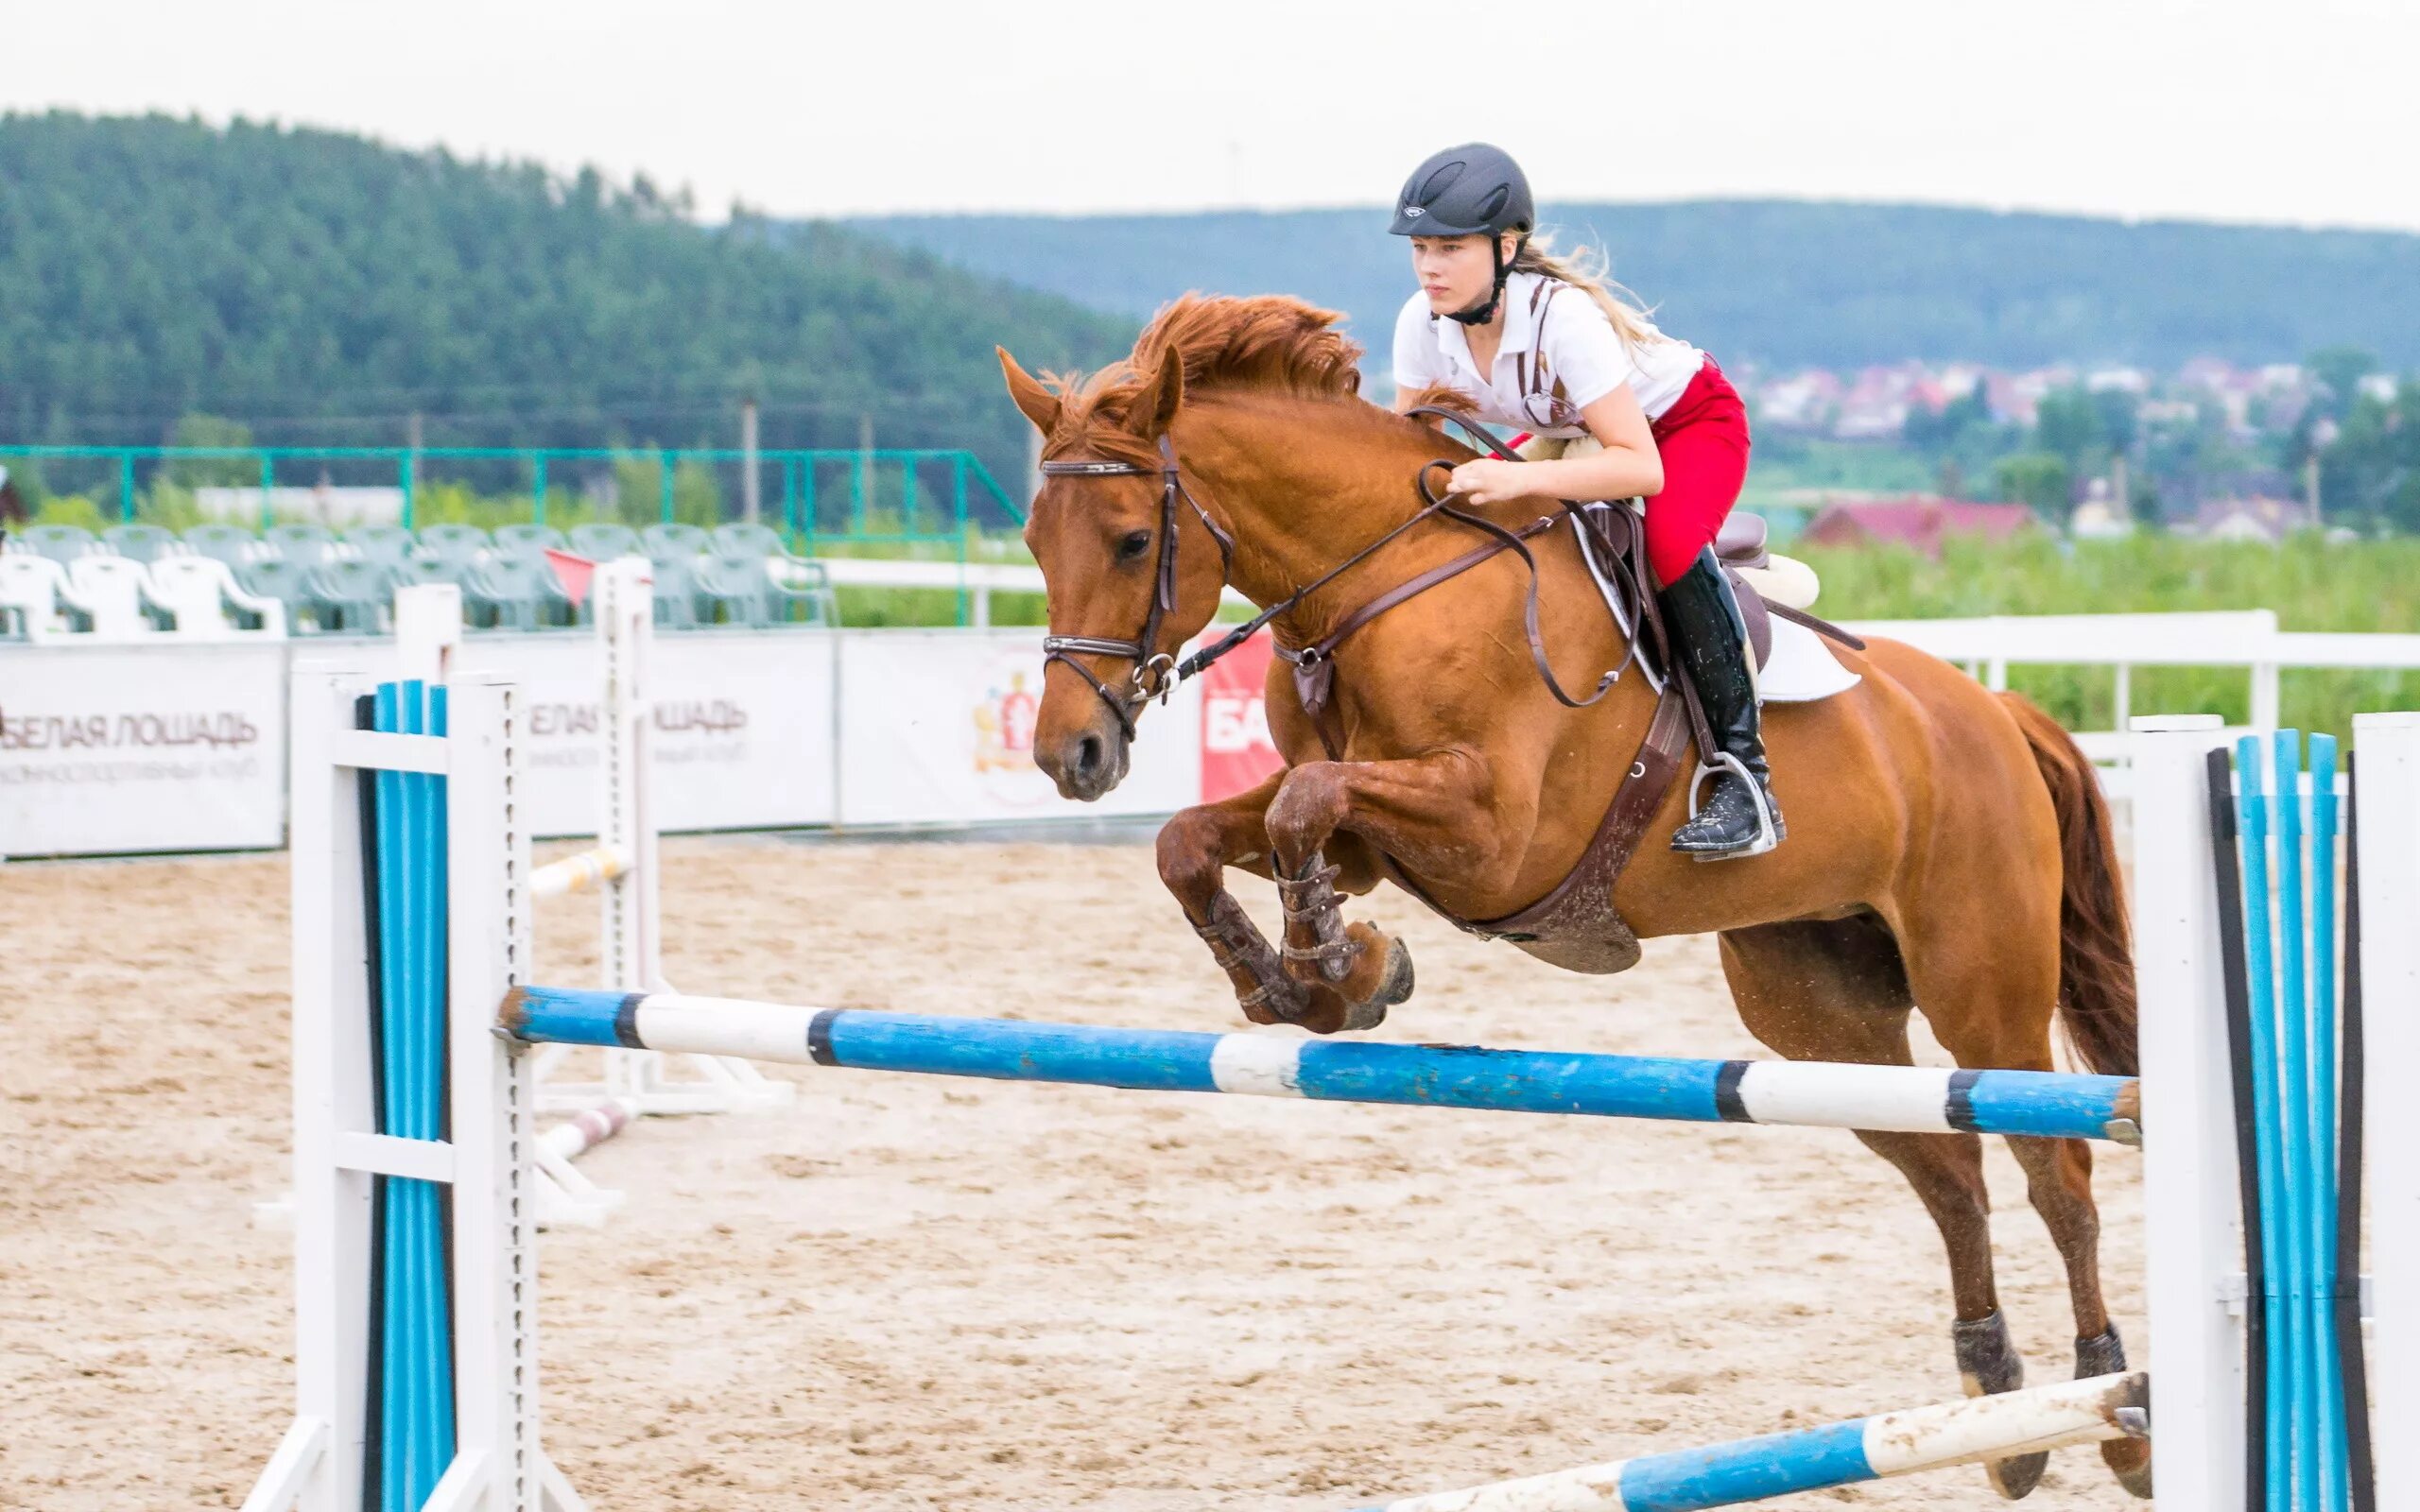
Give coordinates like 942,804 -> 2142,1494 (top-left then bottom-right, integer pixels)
1155,808 -> 1233,901
1265,765 -> 1348,861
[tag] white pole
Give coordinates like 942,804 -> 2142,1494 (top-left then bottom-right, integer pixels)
2356,711 -> 2420,1512
2130,714 -> 2247,1508
394,583 -> 461,685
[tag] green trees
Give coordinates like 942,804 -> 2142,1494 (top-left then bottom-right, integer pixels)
0,112 -> 1131,488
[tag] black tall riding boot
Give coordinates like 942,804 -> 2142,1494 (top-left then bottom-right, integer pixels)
1658,551 -> 1785,858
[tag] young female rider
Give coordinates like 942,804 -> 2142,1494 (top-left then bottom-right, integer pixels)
1388,143 -> 1778,858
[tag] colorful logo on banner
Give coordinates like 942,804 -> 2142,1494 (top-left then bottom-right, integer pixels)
1200,629 -> 1286,800
972,663 -> 1043,775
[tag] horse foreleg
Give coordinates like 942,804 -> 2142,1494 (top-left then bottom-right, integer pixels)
1156,777 -> 1395,1032
1263,751 -> 1517,1031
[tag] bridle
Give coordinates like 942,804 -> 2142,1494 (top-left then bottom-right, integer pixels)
1038,435 -> 1235,740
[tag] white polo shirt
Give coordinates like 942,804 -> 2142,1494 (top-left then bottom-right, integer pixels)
1391,270 -> 1705,435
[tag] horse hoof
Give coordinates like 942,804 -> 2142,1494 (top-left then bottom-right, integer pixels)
1340,936 -> 1415,1032
1985,1451 -> 2048,1501
2104,1441 -> 2153,1499
2075,1325 -> 2150,1496
1951,1311 -> 2042,1500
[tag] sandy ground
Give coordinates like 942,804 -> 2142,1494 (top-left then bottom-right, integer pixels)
0,835 -> 2146,1510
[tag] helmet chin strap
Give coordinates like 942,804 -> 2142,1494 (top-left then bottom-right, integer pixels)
1445,234 -> 1520,326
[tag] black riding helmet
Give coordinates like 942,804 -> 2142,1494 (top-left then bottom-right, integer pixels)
1389,144 -> 1535,326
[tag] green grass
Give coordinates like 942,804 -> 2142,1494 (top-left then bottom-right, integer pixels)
1799,533 -> 2420,733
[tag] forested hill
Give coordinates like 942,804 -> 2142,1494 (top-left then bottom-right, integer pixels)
0,112 -> 1132,473
844,202 -> 2420,372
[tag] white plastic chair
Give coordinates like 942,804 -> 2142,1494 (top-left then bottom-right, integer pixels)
0,554 -> 73,641
62,555 -> 163,641
146,555 -> 288,639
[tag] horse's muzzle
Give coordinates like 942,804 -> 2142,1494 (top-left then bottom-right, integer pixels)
1036,713 -> 1132,802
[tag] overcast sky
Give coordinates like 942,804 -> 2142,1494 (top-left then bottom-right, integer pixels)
11,0 -> 2418,232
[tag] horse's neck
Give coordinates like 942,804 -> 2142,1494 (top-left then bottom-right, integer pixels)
1178,399 -> 1447,629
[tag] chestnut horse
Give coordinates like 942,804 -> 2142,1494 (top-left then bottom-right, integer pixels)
997,296 -> 2146,1501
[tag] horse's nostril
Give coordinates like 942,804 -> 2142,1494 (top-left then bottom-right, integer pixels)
1075,733 -> 1104,778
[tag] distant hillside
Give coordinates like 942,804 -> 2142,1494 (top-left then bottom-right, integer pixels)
0,112 -> 1132,485
843,202 -> 2420,374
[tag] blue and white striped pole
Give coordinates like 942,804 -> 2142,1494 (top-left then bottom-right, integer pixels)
499,988 -> 2143,1143
1343,1371 -> 2147,1512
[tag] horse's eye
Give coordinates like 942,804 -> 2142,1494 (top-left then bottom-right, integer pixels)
1116,529 -> 1153,562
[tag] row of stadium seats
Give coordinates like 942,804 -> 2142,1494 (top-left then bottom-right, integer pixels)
7,519 -> 804,572
2,521 -> 837,639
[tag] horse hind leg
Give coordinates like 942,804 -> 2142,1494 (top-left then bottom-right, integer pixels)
2002,1134 -> 2153,1498
1717,917 -> 2049,1501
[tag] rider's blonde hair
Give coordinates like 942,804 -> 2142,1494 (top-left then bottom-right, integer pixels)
1510,232 -> 1669,352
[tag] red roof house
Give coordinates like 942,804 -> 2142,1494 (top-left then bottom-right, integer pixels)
1799,497 -> 2037,557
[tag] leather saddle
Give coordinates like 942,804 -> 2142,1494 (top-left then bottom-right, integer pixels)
1565,502 -> 1834,690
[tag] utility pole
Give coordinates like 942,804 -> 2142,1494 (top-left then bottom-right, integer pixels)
856,413 -> 875,534
740,398 -> 760,524
406,412 -> 424,530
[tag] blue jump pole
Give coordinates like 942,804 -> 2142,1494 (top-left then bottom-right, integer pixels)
1343,1371 -> 2147,1512
499,988 -> 2143,1143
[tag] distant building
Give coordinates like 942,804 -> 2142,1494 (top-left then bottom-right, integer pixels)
1800,497 -> 2037,557
2071,480 -> 2134,539
2188,495 -> 2318,543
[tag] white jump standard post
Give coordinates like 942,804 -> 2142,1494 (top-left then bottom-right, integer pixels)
246,670 -> 581,1512
522,558 -> 792,1121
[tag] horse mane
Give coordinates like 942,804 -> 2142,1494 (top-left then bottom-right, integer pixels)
1040,295 -> 1366,454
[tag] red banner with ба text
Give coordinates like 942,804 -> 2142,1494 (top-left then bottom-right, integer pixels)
1198,627 -> 1286,801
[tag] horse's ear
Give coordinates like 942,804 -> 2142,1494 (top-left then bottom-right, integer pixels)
996,348 -> 1062,436
1126,343 -> 1184,439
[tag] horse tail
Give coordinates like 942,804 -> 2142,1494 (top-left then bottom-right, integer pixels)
2003,693 -> 2139,1078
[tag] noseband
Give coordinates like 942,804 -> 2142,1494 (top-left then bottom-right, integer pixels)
1039,434 -> 1235,739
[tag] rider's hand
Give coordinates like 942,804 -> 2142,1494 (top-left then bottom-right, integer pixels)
1446,457 -> 1525,506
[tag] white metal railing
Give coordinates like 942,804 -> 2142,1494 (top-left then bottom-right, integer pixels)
812,556 -> 1250,627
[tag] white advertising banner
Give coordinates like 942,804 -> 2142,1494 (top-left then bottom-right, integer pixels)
0,642 -> 286,856
534,628 -> 837,836
837,629 -> 1203,827
424,631 -> 839,837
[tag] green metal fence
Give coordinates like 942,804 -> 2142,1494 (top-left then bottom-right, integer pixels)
0,442 -> 1028,545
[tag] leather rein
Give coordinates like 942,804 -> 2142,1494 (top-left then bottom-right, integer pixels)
1037,408 -> 1642,745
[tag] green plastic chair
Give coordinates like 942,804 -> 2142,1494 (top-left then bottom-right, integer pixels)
181,524 -> 258,568
463,556 -> 549,631
493,523 -> 568,558
17,524 -> 97,564
237,558 -> 323,633
391,556 -> 468,592
708,523 -> 786,562
643,554 -> 700,629
265,523 -> 340,565
567,524 -> 643,562
415,524 -> 491,565
103,524 -> 183,563
693,556 -> 772,627
346,525 -> 418,568
640,523 -> 712,561
308,559 -> 395,634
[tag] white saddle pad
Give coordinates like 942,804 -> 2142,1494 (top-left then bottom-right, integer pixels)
1757,614 -> 1861,703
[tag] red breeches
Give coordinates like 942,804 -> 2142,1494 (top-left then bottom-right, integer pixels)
1644,357 -> 1752,588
